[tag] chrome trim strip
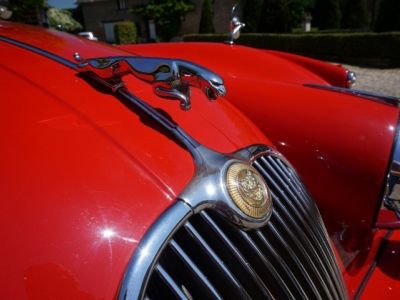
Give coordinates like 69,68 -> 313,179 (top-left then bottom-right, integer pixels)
117,88 -> 200,151
304,83 -> 400,107
0,35 -> 206,155
118,201 -> 192,300
0,36 -> 77,69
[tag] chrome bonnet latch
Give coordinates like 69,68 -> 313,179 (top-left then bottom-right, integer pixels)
74,53 -> 226,110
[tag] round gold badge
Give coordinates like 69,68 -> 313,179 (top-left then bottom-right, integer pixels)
226,163 -> 272,219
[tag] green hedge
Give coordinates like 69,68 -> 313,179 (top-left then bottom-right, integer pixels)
114,21 -> 138,45
184,32 -> 400,67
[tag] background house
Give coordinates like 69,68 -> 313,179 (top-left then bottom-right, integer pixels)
78,0 -> 147,43
78,0 -> 236,42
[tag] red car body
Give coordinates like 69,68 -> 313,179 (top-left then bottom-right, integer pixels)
1,21 -> 399,299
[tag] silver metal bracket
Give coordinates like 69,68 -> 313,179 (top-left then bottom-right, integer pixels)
74,53 -> 226,110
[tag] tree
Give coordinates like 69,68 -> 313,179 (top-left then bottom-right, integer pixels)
114,21 -> 138,44
241,0 -> 264,32
132,0 -> 194,41
288,0 -> 315,29
313,0 -> 341,29
342,0 -> 369,29
9,0 -> 45,25
47,8 -> 82,32
375,0 -> 400,32
199,0 -> 215,33
258,0 -> 292,33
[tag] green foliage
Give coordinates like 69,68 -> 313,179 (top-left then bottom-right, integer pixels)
241,0 -> 264,33
132,0 -> 193,41
288,0 -> 315,28
199,0 -> 215,33
313,0 -> 341,29
258,0 -> 292,33
375,0 -> 400,32
9,0 -> 45,24
342,0 -> 369,29
114,21 -> 138,44
184,32 -> 400,67
241,0 -> 315,32
47,8 -> 82,32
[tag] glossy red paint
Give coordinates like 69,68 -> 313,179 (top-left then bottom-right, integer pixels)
341,229 -> 388,298
119,42 -> 398,233
360,230 -> 400,299
265,50 -> 349,87
120,42 -> 399,297
376,210 -> 400,229
2,21 -> 399,299
0,23 -> 270,299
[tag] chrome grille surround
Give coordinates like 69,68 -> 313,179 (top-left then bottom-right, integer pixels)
119,145 -> 348,300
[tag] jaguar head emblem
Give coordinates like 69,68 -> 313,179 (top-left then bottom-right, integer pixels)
226,163 -> 272,219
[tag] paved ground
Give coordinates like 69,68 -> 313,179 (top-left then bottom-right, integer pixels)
343,64 -> 400,98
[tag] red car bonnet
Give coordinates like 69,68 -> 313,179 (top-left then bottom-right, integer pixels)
0,22 -> 270,299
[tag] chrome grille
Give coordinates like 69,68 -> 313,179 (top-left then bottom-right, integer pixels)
142,155 -> 347,300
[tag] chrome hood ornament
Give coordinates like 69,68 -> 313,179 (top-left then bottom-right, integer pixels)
74,52 -> 270,228
227,4 -> 245,45
74,53 -> 226,110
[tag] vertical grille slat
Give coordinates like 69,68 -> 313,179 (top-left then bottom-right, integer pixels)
274,158 -> 346,285
258,157 -> 346,298
155,265 -> 189,300
238,230 -> 295,299
270,207 -> 334,299
183,222 -> 252,300
200,211 -> 275,299
255,229 -> 312,300
142,153 -> 347,300
254,160 -> 342,299
169,239 -> 223,300
261,157 -> 339,290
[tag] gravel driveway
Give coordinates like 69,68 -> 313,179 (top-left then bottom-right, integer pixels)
343,64 -> 400,98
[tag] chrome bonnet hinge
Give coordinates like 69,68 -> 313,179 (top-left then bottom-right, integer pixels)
74,53 -> 226,110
